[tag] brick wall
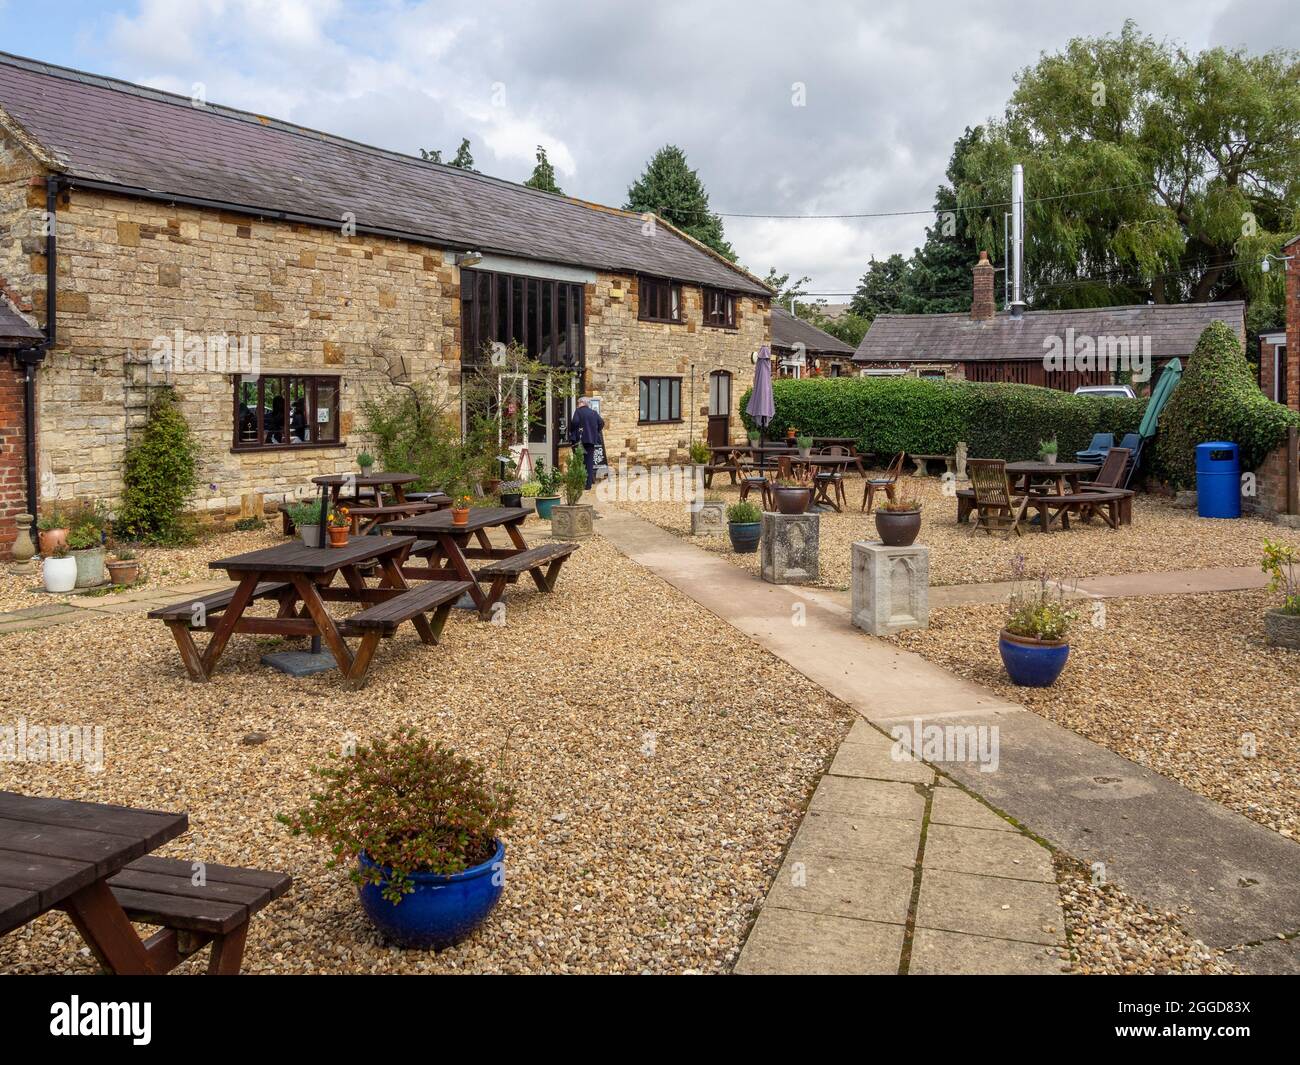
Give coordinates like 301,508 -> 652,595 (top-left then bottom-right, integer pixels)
0,359 -> 28,550
1286,234 -> 1299,411
1250,429 -> 1298,516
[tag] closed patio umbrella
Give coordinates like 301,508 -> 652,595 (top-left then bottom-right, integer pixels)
746,345 -> 775,463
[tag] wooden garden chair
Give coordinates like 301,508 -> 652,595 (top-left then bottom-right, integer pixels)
967,458 -> 1030,538
1077,447 -> 1132,524
860,451 -> 905,513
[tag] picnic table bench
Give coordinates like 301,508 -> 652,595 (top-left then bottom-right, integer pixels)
0,791 -> 289,974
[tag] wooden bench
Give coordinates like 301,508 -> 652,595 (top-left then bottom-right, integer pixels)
107,855 -> 290,975
147,581 -> 293,624
477,542 -> 578,615
1027,490 -> 1127,532
344,502 -> 442,534
335,579 -> 473,687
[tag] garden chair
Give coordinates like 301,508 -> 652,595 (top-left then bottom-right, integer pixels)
1078,447 -> 1133,524
813,446 -> 849,510
738,462 -> 772,510
860,451 -> 905,513
967,458 -> 1030,538
1116,432 -> 1143,487
1075,433 -> 1114,465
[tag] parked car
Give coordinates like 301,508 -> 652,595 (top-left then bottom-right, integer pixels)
1074,384 -> 1136,400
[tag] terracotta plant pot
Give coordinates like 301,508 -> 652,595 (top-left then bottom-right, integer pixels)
773,486 -> 812,515
451,507 -> 470,526
39,528 -> 68,556
327,526 -> 349,547
874,508 -> 922,547
107,560 -> 140,586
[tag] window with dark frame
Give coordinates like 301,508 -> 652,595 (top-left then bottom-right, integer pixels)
460,269 -> 585,367
639,376 -> 682,424
638,276 -> 682,323
234,374 -> 341,450
702,287 -> 736,329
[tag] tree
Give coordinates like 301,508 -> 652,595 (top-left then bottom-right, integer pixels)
523,145 -> 563,194
956,21 -> 1300,310
626,145 -> 735,261
420,138 -> 477,171
762,268 -> 812,310
116,387 -> 200,544
849,254 -> 912,320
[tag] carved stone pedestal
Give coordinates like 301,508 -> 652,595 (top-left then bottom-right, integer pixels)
851,541 -> 929,635
760,511 -> 819,585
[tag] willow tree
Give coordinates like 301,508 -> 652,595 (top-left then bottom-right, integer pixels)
957,21 -> 1300,312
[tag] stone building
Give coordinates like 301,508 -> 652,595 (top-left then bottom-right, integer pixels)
0,53 -> 770,551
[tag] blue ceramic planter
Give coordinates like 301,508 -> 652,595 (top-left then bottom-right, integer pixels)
998,629 -> 1069,687
357,840 -> 505,950
534,496 -> 559,520
728,521 -> 761,553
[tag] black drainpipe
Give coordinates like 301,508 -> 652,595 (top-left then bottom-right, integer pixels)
17,175 -> 60,517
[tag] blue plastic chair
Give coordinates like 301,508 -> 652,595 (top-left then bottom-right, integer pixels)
1075,433 -> 1114,465
1117,433 -> 1143,487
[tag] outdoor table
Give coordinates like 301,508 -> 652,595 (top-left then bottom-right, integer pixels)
794,454 -> 858,511
382,506 -> 533,617
1004,461 -> 1096,496
0,791 -> 187,973
709,443 -> 796,472
312,471 -> 421,508
182,536 -> 418,681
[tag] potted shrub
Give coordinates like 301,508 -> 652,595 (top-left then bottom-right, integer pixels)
746,428 -> 761,446
998,572 -> 1076,687
796,434 -> 813,459
498,458 -> 524,508
772,478 -> 812,515
688,439 -> 711,467
874,485 -> 923,547
326,507 -> 351,547
450,493 -> 472,527
357,451 -> 376,473
287,500 -> 325,547
279,731 -> 515,950
1262,540 -> 1300,649
66,512 -> 107,588
727,499 -> 762,553
42,545 -> 77,593
107,546 -> 140,586
37,507 -> 69,556
551,444 -> 593,539
1038,438 -> 1058,464
784,425 -> 797,445
532,464 -> 562,521
520,480 -> 542,513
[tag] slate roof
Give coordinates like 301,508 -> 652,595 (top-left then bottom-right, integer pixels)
0,299 -> 42,348
771,307 -> 855,357
854,302 -> 1245,362
0,53 -> 769,297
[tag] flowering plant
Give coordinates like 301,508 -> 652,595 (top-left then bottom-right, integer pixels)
326,507 -> 350,529
452,494 -> 473,510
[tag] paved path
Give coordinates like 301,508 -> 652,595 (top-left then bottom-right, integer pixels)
595,504 -> 1300,973
931,564 -> 1268,608
0,580 -> 227,634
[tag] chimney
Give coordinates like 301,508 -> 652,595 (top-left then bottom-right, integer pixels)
971,251 -> 995,321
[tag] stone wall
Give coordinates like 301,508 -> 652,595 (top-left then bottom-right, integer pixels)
584,274 -> 768,465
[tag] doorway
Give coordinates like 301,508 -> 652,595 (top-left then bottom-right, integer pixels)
707,369 -> 732,446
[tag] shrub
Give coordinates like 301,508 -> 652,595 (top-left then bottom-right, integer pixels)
562,443 -> 586,505
727,500 -> 761,523
740,376 -> 1144,464
116,388 -> 200,544
688,439 -> 711,465
278,731 -> 514,904
1153,321 -> 1300,489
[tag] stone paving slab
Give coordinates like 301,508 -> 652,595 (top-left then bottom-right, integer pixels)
0,612 -> 87,633
735,907 -> 905,975
928,787 -> 1018,833
921,823 -> 1056,883
910,927 -> 1068,975
809,775 -> 926,821
916,868 -> 1066,947
786,808 -> 921,865
1,602 -> 80,619
767,854 -> 915,925
829,739 -> 933,784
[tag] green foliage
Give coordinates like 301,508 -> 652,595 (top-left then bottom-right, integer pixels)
520,481 -> 542,498
625,145 -> 735,261
727,500 -> 761,524
285,500 -> 325,528
1261,540 -> 1300,615
532,463 -> 562,497
1154,321 -> 1300,487
279,731 -> 514,905
561,444 -> 586,505
688,439 -> 711,465
420,138 -> 477,171
116,388 -> 200,544
1006,574 -> 1078,641
356,451 -> 375,469
522,145 -> 563,195
66,521 -> 101,551
1038,438 -> 1059,457
740,376 -> 1143,463
233,516 -> 265,531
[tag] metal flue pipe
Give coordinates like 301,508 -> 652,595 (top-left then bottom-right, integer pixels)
1010,163 -> 1026,319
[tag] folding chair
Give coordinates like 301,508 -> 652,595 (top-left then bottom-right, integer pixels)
967,459 -> 1030,538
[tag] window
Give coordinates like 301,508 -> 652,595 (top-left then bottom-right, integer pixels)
702,288 -> 736,329
638,276 -> 682,323
234,374 -> 340,450
919,370 -> 946,380
461,269 -> 585,368
639,376 -> 681,423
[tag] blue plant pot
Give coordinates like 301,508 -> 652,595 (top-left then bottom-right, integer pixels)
728,521 -> 761,553
534,496 -> 560,520
998,629 -> 1070,687
357,840 -> 505,950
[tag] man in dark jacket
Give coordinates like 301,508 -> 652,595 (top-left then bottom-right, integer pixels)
568,397 -> 605,489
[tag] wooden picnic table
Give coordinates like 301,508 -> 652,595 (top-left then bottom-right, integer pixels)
383,506 -> 578,619
312,471 -> 421,506
1004,460 -> 1096,496
0,792 -> 290,974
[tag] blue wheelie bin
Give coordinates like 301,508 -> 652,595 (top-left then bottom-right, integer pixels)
1196,442 -> 1240,518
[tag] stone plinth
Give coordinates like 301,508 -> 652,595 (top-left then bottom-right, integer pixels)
551,504 -> 593,540
761,511 -> 819,585
852,541 -> 929,635
690,499 -> 727,535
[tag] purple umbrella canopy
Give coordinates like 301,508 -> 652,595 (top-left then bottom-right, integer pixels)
745,345 -> 775,427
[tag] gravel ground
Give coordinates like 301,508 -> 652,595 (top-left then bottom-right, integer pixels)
0,530 -> 853,975
1054,855 -> 1236,974
891,590 -> 1300,840
613,473 -> 1300,589
0,524 -> 283,612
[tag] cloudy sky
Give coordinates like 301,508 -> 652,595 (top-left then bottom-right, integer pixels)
1,0 -> 1295,295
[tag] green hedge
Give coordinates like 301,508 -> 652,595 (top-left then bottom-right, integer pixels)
739,376 -> 1145,463
1153,321 -> 1300,489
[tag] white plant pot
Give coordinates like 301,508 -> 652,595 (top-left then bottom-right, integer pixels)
300,525 -> 323,548
1043,454 -> 1057,464
43,556 -> 78,593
